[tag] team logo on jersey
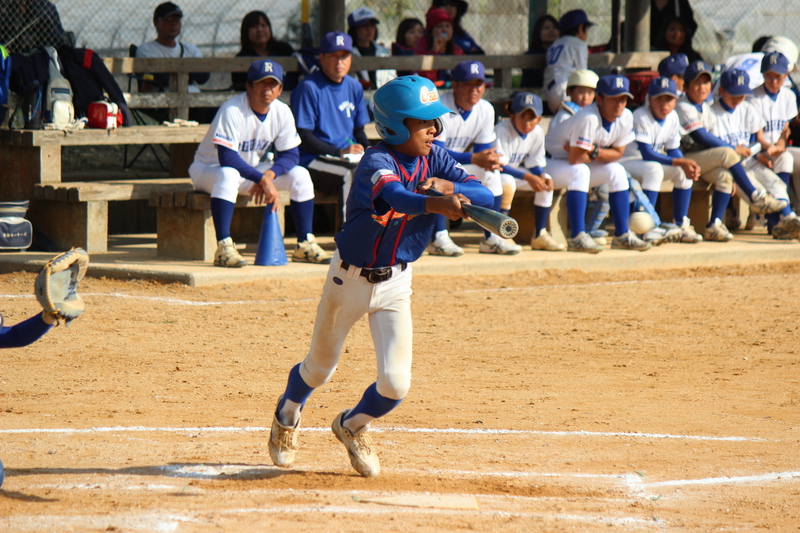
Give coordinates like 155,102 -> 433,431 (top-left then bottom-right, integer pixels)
420,86 -> 439,104
372,210 -> 410,226
339,101 -> 356,117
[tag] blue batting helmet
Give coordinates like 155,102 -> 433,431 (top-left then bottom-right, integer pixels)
372,75 -> 453,145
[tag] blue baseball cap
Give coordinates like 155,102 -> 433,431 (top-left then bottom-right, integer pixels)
683,60 -> 712,83
452,60 -> 485,82
509,92 -> 543,117
658,53 -> 689,78
596,75 -> 633,98
247,59 -> 284,84
648,77 -> 679,98
559,9 -> 594,31
348,7 -> 379,28
762,51 -> 790,75
320,31 -> 352,54
719,68 -> 753,95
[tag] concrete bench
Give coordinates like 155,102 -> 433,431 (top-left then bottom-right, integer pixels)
30,178 -> 196,253
148,189 -> 290,261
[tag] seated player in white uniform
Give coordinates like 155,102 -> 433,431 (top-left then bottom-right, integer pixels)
189,59 -> 331,267
544,74 -> 651,253
493,92 -> 564,251
543,9 -> 593,113
658,53 -> 689,94
431,60 -> 514,255
750,52 -> 800,239
675,61 -> 786,242
621,77 -> 703,244
713,68 -> 800,240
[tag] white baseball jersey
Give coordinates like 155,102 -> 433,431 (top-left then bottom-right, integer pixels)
624,105 -> 682,158
194,93 -> 301,167
436,91 -> 496,153
546,102 -> 634,160
494,119 -> 546,170
675,95 -> 717,152
543,35 -> 588,88
544,106 -> 580,156
711,99 -> 765,148
751,85 -> 798,144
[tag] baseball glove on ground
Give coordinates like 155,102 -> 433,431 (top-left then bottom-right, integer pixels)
34,248 -> 89,325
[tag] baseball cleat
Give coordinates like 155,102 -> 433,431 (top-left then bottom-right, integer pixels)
772,213 -> 800,240
427,230 -> 463,256
292,234 -> 332,264
704,218 -> 734,242
589,229 -> 608,246
678,217 -> 703,243
269,400 -> 301,468
642,225 -> 683,246
331,410 -> 380,478
749,190 -> 788,214
530,229 -> 566,251
567,231 -> 603,253
479,234 -> 521,255
612,230 -> 652,251
214,237 -> 247,267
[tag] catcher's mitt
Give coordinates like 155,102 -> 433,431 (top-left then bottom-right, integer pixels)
34,248 -> 89,325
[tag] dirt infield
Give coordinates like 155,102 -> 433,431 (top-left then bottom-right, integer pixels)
1,262 -> 799,531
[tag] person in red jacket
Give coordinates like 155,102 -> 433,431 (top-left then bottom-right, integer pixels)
413,7 -> 464,87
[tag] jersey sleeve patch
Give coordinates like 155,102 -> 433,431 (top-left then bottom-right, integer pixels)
371,170 -> 401,197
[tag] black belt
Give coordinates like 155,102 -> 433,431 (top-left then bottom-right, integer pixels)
340,260 -> 407,284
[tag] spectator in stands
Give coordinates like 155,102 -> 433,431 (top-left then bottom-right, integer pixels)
392,18 -> 424,57
347,7 -> 396,90
650,0 -> 697,51
392,17 -> 424,77
232,11 -> 296,91
655,17 -> 702,63
291,31 -> 370,219
136,2 -> 210,93
431,0 -> 484,55
521,14 -> 560,90
414,7 -> 464,87
0,0 -> 65,54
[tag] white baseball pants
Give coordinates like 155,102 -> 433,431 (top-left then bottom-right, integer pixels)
189,161 -> 315,204
621,159 -> 693,191
546,158 -> 629,193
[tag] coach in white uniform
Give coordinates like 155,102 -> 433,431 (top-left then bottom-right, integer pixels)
190,59 -> 331,267
545,74 -> 651,252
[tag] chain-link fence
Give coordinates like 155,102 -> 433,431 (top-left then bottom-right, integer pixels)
2,0 -> 800,68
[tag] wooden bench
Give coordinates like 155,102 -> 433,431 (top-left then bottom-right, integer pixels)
148,189 -> 290,262
30,178 -> 196,253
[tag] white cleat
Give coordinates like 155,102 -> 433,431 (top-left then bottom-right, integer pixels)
427,230 -> 464,256
214,237 -> 247,267
530,229 -> 566,251
479,233 -> 521,255
331,410 -> 380,478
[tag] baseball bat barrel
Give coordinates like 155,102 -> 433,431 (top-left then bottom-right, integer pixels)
424,188 -> 519,239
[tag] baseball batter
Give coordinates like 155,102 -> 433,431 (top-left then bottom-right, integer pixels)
267,75 -> 493,478
190,59 -> 330,267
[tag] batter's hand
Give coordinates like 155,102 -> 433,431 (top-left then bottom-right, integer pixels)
426,193 -> 471,220
471,148 -> 502,171
252,171 -> 280,211
419,177 -> 455,196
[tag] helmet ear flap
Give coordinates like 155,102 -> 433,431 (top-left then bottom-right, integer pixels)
433,117 -> 443,136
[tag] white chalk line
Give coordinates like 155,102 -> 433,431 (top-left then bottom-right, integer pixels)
461,273 -> 793,294
0,425 -> 762,441
0,292 -> 316,306
641,470 -> 800,488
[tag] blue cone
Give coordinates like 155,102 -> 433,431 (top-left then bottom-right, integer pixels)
255,205 -> 287,266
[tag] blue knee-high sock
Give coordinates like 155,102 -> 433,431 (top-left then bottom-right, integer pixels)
534,205 -> 550,236
277,363 -> 315,413
729,163 -> 757,199
709,190 -> 731,226
500,208 -> 510,216
210,197 -> 235,242
484,195 -> 503,239
343,382 -> 403,421
643,189 -> 659,210
672,187 -> 692,223
289,199 -> 314,242
609,190 -> 630,236
778,172 -> 791,186
566,190 -> 588,237
432,214 -> 447,238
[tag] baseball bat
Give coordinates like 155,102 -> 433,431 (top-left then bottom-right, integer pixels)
425,188 -> 519,239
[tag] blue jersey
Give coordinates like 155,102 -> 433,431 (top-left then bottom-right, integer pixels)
290,70 -> 370,167
335,143 -> 491,268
